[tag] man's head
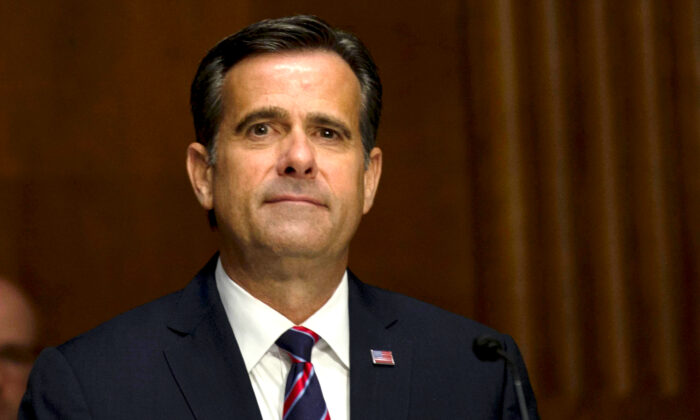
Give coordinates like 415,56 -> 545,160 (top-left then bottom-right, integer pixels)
190,15 -> 382,164
186,16 -> 383,267
0,278 -> 39,420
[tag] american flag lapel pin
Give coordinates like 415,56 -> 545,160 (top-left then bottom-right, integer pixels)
370,349 -> 395,366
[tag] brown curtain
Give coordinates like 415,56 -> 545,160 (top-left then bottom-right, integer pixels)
460,0 -> 699,416
1,0 -> 698,418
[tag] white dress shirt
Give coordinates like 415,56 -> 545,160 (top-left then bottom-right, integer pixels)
215,259 -> 350,420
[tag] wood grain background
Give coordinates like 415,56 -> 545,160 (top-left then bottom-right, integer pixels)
1,1 -> 698,418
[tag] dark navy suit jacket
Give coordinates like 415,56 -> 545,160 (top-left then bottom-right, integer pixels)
20,256 -> 539,419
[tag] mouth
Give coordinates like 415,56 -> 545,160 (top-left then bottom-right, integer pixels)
265,195 -> 327,207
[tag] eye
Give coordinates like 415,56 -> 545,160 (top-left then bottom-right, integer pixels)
319,128 -> 339,139
250,123 -> 269,136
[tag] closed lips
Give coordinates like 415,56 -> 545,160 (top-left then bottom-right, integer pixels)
265,195 -> 326,207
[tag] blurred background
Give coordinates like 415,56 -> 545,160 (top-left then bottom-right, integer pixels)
1,0 -> 697,418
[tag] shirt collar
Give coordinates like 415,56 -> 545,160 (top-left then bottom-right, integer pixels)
215,258 -> 350,372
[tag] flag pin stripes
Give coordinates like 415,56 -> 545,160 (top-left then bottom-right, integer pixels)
370,349 -> 395,366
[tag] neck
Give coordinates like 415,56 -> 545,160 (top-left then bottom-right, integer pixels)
219,247 -> 347,324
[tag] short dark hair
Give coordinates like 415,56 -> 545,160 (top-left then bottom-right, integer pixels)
190,15 -> 382,163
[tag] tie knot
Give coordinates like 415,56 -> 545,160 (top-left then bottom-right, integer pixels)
276,326 -> 320,362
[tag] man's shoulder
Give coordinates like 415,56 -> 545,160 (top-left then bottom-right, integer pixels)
350,275 -> 539,419
21,270 -> 216,419
352,275 -> 502,340
57,256 -> 219,358
57,288 -> 184,358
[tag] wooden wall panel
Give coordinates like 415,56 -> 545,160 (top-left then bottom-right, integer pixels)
463,0 -> 537,359
0,0 -> 252,342
672,0 -> 700,396
461,0 -> 699,417
579,0 -> 633,396
627,0 -> 682,395
529,0 -> 582,397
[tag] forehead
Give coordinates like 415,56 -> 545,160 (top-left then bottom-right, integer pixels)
221,50 -> 362,120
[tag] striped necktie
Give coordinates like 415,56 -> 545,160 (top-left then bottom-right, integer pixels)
275,326 -> 331,420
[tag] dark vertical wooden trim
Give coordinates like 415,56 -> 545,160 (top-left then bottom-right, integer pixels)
492,0 -> 534,354
671,0 -> 700,394
584,0 -> 632,395
535,0 -> 582,396
635,0 -> 681,395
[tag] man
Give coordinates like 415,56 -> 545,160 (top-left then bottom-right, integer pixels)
0,278 -> 39,420
21,15 -> 539,419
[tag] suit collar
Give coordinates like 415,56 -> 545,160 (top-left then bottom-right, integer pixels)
216,259 -> 352,372
348,271 -> 412,420
164,254 -> 262,420
165,254 -> 218,335
163,259 -> 412,420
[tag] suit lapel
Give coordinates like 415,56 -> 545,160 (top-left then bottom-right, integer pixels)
163,256 -> 262,420
348,272 -> 412,420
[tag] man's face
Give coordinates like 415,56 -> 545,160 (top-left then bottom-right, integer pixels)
0,281 -> 37,420
187,51 -> 382,262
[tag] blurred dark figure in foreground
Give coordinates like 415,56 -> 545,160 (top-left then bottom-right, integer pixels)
0,278 -> 39,420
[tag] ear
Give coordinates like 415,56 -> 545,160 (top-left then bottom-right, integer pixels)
362,147 -> 382,214
186,142 -> 214,210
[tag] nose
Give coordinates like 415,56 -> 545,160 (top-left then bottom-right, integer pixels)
276,128 -> 318,179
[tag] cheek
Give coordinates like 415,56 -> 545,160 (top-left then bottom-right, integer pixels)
215,152 -> 270,200
325,162 -> 366,204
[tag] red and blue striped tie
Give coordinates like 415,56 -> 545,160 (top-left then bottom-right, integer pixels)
276,326 -> 331,420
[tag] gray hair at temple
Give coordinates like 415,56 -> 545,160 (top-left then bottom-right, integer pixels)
189,14 -> 382,165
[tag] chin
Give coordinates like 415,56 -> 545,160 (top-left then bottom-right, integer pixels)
266,236 -> 328,257
258,227 -> 336,258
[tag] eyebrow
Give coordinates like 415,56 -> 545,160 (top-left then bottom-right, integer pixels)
307,113 -> 353,139
234,107 -> 290,134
